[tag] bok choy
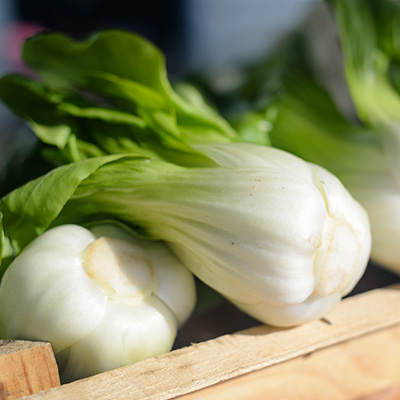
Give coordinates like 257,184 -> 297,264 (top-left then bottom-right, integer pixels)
0,147 -> 371,329
0,28 -> 371,378
0,223 -> 196,382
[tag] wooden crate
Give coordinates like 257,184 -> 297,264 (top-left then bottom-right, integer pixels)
3,267 -> 400,400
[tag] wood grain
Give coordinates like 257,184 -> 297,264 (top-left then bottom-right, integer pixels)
175,323 -> 400,399
17,284 -> 400,400
0,340 -> 60,400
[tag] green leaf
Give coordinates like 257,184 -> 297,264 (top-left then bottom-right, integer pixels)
84,71 -> 169,111
223,29 -> 386,178
267,74 -> 386,176
22,30 -> 169,93
22,30 -> 238,144
370,0 -> 400,61
0,74 -> 186,164
230,111 -> 272,146
0,30 -> 242,175
0,154 -> 133,276
0,212 -> 3,262
0,75 -> 68,128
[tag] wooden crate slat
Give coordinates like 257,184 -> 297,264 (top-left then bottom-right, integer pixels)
18,285 -> 400,400
0,340 -> 60,400
175,322 -> 400,399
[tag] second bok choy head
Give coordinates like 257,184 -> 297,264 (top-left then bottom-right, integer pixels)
0,221 -> 196,382
0,145 -> 371,331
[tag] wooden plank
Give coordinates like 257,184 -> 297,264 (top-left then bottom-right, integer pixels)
17,284 -> 400,400
175,323 -> 400,399
0,340 -> 60,400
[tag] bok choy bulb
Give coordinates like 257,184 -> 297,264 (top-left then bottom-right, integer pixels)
186,143 -> 371,325
58,144 -> 371,327
0,223 -> 196,382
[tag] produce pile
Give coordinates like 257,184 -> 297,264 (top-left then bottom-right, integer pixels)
0,0 -> 398,382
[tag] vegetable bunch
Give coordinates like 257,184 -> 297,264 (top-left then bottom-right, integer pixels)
0,14 -> 375,381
